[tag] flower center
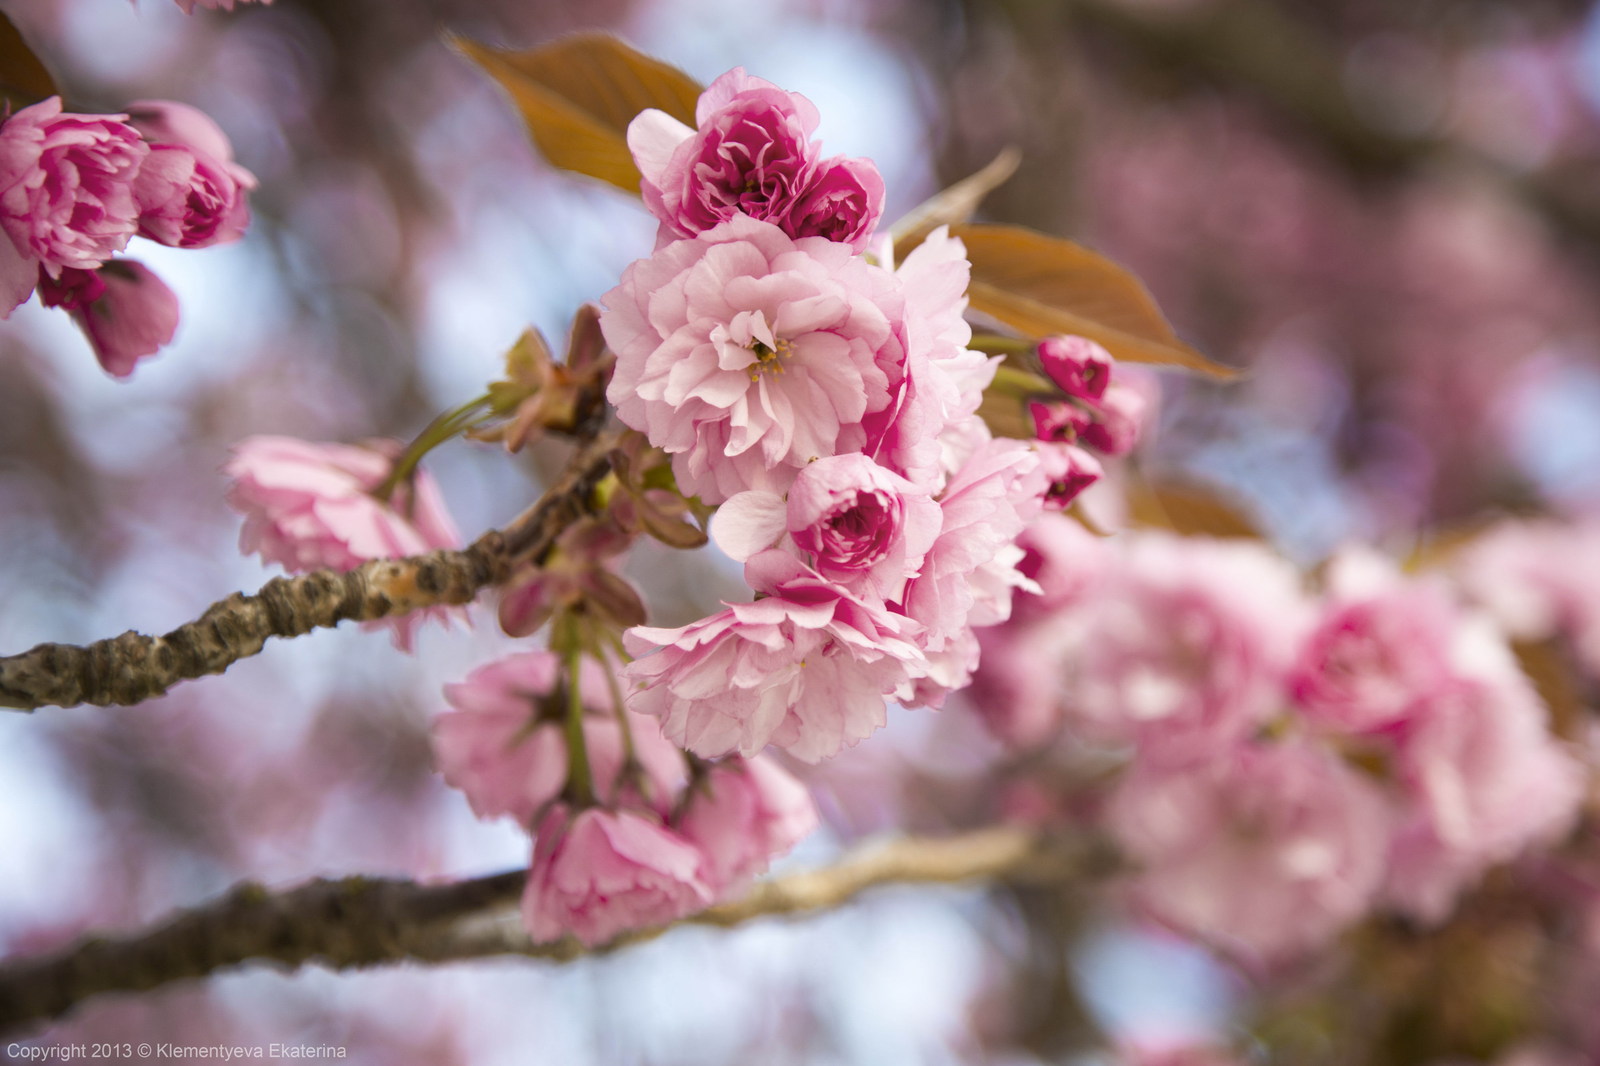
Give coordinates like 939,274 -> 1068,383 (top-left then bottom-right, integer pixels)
746,337 -> 794,381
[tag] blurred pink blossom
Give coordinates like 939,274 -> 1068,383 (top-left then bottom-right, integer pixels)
522,807 -> 712,946
0,97 -> 147,314
1109,740 -> 1390,964
35,260 -> 178,377
224,436 -> 463,650
601,215 -> 908,504
1038,334 -> 1113,400
1062,534 -> 1308,765
174,0 -> 273,11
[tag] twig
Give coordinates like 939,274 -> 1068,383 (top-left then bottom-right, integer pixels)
0,826 -> 1102,1032
0,430 -> 622,712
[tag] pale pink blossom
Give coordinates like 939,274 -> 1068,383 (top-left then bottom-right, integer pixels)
127,100 -> 255,249
1010,512 -> 1108,625
0,98 -> 147,314
1064,534 -> 1308,765
873,227 -> 994,489
522,807 -> 712,946
224,436 -> 462,650
35,261 -> 178,378
711,453 -> 941,602
601,215 -> 908,503
969,617 -> 1078,747
1382,627 -> 1584,923
1290,548 -> 1459,734
628,68 -> 882,250
677,755 -> 818,892
897,439 -> 1046,707
623,550 -> 927,762
1109,741 -> 1390,964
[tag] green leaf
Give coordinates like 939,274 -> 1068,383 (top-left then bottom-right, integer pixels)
452,32 -> 701,194
952,223 -> 1235,379
1,13 -> 58,113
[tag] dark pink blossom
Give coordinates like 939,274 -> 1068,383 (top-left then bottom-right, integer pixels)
628,68 -> 882,250
1035,441 -> 1103,509
127,100 -> 256,249
522,807 -> 712,946
601,215 -> 908,503
0,97 -> 148,314
36,260 -> 178,377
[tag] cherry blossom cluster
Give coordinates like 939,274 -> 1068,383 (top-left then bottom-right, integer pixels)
607,68 -> 1059,765
217,66 -> 1157,949
0,95 -> 254,374
972,517 -> 1588,966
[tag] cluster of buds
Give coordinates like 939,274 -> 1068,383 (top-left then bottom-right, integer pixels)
1026,334 -> 1150,510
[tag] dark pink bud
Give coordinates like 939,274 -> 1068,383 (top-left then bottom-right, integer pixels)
39,260 -> 177,377
1036,442 -> 1102,510
1080,385 -> 1147,457
1038,334 -> 1113,400
1029,399 -> 1092,443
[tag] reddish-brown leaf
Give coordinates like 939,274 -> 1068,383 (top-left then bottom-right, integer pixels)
952,223 -> 1234,378
1,13 -> 58,112
452,32 -> 701,194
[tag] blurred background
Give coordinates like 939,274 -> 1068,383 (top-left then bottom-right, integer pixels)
2,0 -> 1599,1061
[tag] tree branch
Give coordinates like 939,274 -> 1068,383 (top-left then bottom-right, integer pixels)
0,826 -> 1104,1032
0,429 -> 623,712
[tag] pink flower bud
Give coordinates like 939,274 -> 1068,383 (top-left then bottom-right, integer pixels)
1028,399 -> 1092,444
522,806 -> 712,946
1037,335 -> 1113,400
37,260 -> 178,378
127,100 -> 256,249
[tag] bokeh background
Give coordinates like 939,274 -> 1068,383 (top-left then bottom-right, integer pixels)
2,0 -> 1599,1061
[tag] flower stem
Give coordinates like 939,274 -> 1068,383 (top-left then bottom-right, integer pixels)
373,394 -> 493,501
561,624 -> 596,807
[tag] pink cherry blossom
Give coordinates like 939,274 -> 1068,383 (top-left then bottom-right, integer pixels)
1062,533 -> 1309,765
601,215 -> 908,504
0,97 -> 148,315
1382,626 -> 1584,923
224,435 -> 463,650
1081,383 -> 1148,456
174,0 -> 272,11
623,550 -> 927,762
677,755 -> 818,892
1035,441 -> 1103,509
522,806 -> 712,946
628,68 -> 883,250
1290,548 -> 1460,734
35,260 -> 178,378
127,100 -> 256,249
1109,741 -> 1390,964
712,453 -> 941,603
